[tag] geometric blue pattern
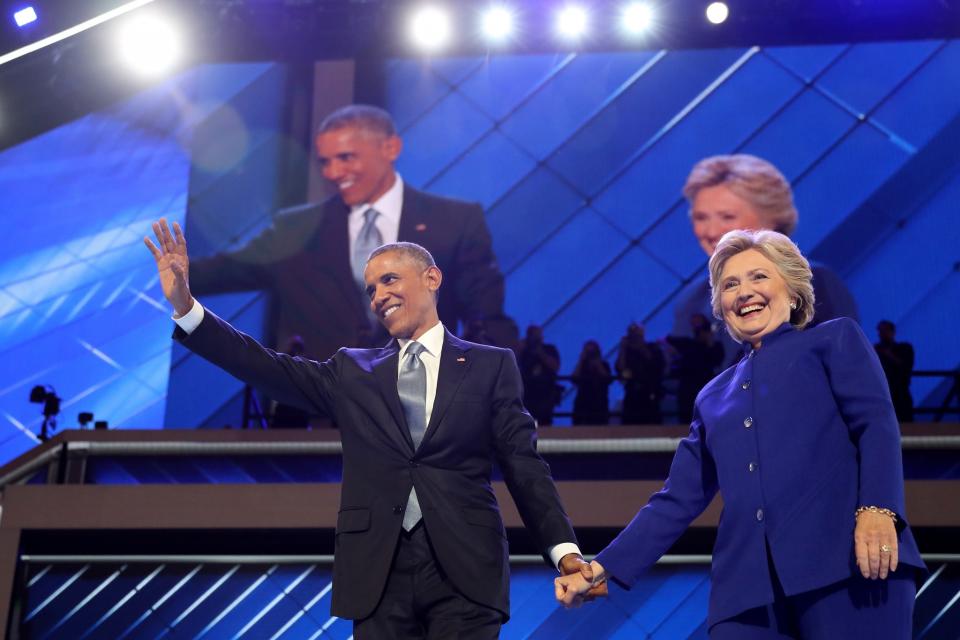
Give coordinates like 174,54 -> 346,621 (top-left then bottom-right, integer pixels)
19,560 -> 960,638
0,63 -> 280,463
388,40 -> 960,422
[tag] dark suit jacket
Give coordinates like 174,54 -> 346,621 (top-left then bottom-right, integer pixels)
190,185 -> 516,361
595,319 -> 925,628
672,261 -> 859,368
175,309 -> 576,620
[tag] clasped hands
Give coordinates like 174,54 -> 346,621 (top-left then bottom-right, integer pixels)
556,554 -> 607,608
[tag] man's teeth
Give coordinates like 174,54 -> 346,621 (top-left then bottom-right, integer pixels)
339,180 -> 354,189
740,304 -> 764,316
383,305 -> 399,318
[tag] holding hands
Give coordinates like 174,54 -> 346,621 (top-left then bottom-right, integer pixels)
144,218 -> 194,316
555,557 -> 607,608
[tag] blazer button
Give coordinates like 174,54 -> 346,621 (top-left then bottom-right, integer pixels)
756,508 -> 764,521
744,416 -> 753,428
409,459 -> 418,468
393,505 -> 403,515
748,462 -> 758,472
741,380 -> 751,390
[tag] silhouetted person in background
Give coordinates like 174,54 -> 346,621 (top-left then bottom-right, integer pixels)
875,320 -> 915,422
517,325 -> 561,426
571,340 -> 613,426
616,323 -> 665,424
666,313 -> 724,423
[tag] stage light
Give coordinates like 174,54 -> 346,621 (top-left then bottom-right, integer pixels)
117,13 -> 181,76
13,6 -> 38,27
705,2 -> 729,25
480,5 -> 515,43
410,5 -> 453,52
620,2 -> 653,35
556,5 -> 588,41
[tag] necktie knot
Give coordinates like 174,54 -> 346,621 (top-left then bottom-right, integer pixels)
363,207 -> 380,226
405,341 -> 425,359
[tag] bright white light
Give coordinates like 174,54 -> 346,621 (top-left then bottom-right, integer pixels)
705,2 -> 729,25
410,6 -> 452,52
480,6 -> 515,43
118,14 -> 181,76
621,2 -> 653,35
556,5 -> 588,40
14,7 -> 38,27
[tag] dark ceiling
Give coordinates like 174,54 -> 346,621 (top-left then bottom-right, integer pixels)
1,0 -> 958,150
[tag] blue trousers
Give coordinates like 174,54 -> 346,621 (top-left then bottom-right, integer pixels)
710,561 -> 916,639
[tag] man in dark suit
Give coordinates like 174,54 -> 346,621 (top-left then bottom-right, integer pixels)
189,104 -> 516,363
145,219 -> 600,637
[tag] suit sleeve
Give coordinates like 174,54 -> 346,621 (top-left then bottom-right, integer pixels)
190,210 -> 319,296
595,408 -> 718,588
174,306 -> 338,415
450,203 -> 518,346
821,318 -> 907,525
490,349 -> 576,558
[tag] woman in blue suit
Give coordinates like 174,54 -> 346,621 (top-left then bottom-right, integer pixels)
556,229 -> 924,638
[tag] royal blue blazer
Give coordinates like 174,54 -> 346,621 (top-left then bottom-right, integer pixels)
595,318 -> 925,627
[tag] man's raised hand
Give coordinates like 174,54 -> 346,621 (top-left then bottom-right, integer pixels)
144,218 -> 193,316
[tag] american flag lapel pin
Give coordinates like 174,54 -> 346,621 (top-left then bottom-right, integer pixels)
456,356 -> 466,363
415,223 -> 427,232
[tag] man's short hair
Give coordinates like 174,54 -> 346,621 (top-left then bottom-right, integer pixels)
368,242 -> 436,271
317,104 -> 397,139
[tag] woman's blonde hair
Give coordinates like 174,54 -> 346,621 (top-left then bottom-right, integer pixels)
708,229 -> 815,341
684,154 -> 798,235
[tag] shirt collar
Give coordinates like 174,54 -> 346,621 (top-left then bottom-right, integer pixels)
349,173 -> 404,225
742,321 -> 795,355
398,321 -> 445,358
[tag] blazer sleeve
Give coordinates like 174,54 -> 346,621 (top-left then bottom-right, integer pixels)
820,317 -> 907,524
595,408 -> 718,588
490,349 -> 577,556
190,208 -> 321,296
450,203 -> 518,346
174,306 -> 338,415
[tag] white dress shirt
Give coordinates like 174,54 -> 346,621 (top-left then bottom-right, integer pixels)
347,174 -> 404,249
172,304 -> 581,569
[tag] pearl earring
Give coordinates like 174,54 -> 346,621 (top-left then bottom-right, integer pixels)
789,301 -> 797,310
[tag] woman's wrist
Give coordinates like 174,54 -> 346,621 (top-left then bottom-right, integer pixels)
589,560 -> 607,586
855,505 -> 897,524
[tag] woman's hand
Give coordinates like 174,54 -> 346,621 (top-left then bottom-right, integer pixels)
855,510 -> 899,579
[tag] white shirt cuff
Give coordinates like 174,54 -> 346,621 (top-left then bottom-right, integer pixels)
172,299 -> 204,334
548,543 -> 583,572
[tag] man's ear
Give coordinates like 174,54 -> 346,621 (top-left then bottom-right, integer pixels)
382,135 -> 402,163
424,265 -> 442,292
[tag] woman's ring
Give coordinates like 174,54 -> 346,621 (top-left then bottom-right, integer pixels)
880,544 -> 892,553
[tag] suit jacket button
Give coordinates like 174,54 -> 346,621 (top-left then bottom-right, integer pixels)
756,508 -> 764,521
741,380 -> 751,390
748,462 -> 758,472
744,416 -> 753,428
409,459 -> 418,468
393,505 -> 403,515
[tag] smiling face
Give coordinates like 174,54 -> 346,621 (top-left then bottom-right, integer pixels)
364,250 -> 441,341
719,249 -> 794,348
315,125 -> 401,207
691,185 -> 766,256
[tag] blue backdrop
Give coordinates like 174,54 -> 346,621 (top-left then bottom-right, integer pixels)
0,41 -> 958,457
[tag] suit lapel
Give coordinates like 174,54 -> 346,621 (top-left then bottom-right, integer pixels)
421,331 -> 472,449
371,343 -> 415,452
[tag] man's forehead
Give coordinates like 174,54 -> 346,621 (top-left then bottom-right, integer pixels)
364,250 -> 416,276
